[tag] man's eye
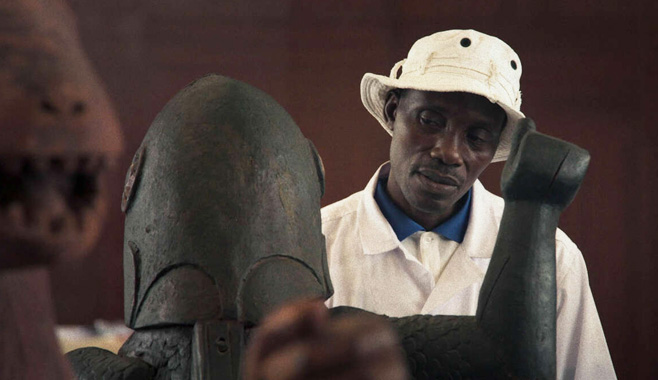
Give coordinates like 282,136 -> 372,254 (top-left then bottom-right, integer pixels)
420,116 -> 438,125
468,134 -> 485,142
468,130 -> 493,145
419,111 -> 444,127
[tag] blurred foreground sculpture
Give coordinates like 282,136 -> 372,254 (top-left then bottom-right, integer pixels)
0,0 -> 123,268
0,0 -> 123,378
68,75 -> 589,379
68,74 -> 332,379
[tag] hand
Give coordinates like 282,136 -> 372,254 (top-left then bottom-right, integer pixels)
243,299 -> 409,380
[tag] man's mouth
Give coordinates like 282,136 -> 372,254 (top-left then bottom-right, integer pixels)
417,169 -> 460,187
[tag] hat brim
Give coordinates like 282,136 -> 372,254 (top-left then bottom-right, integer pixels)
361,73 -> 525,162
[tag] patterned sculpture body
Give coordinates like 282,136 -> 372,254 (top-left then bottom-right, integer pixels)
0,0 -> 123,378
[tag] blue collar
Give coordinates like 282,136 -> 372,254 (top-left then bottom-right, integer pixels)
374,178 -> 471,243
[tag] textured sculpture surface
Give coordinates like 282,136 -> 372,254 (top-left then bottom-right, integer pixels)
69,74 -> 332,379
69,75 -> 589,379
0,0 -> 123,378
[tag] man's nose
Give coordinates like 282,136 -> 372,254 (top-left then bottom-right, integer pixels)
429,134 -> 462,166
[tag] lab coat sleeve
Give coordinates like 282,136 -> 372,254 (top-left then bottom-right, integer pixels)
555,240 -> 617,380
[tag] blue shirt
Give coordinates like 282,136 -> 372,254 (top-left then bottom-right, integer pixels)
374,178 -> 472,243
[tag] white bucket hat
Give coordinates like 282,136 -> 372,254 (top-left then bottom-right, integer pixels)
361,29 -> 524,162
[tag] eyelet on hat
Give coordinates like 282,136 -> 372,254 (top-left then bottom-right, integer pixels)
360,29 -> 524,162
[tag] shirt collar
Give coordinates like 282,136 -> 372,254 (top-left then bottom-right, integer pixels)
373,178 -> 472,243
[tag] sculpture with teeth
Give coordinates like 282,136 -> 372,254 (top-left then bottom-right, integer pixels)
0,0 -> 123,268
68,74 -> 590,380
0,0 -> 123,378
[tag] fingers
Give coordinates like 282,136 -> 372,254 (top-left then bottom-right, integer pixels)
243,298 -> 328,380
250,298 -> 328,360
315,316 -> 407,380
244,300 -> 409,380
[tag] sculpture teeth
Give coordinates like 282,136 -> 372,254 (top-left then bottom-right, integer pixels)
77,155 -> 105,174
0,154 -> 109,176
2,198 -> 81,236
27,203 -> 72,234
0,154 -> 107,234
50,157 -> 78,174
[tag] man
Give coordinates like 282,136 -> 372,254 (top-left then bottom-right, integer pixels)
321,29 -> 616,379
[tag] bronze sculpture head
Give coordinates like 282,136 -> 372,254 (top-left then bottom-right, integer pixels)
121,74 -> 332,329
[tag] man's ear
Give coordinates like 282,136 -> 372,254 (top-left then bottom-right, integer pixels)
383,90 -> 400,131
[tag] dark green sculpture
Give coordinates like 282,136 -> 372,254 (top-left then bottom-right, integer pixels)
68,74 -> 332,379
68,75 -> 589,380
119,74 -> 331,331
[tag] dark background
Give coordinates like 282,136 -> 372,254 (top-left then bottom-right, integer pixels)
50,1 -> 657,378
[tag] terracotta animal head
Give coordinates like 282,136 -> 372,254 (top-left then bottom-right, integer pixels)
0,0 -> 123,269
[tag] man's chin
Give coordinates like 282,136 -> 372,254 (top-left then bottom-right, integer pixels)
407,195 -> 456,218
408,185 -> 470,218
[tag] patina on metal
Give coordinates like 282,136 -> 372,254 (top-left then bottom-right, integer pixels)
69,74 -> 332,379
0,0 -> 123,378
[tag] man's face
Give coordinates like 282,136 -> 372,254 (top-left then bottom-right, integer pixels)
384,90 -> 506,229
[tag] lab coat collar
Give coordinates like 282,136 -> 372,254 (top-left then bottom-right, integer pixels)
420,180 -> 503,312
357,163 -> 401,255
461,180 -> 503,258
356,164 -> 505,312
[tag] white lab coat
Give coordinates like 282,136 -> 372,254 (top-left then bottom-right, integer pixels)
322,163 -> 616,380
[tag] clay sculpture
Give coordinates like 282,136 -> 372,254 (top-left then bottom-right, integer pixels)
0,0 -> 123,378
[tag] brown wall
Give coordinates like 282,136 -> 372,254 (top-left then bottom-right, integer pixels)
51,0 -> 657,378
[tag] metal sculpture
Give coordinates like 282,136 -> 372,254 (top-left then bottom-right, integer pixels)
68,74 -> 332,379
68,75 -> 589,379
0,0 -> 123,378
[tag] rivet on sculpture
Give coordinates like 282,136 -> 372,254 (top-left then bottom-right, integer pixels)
68,76 -> 590,379
69,74 -> 332,379
0,0 -> 123,378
